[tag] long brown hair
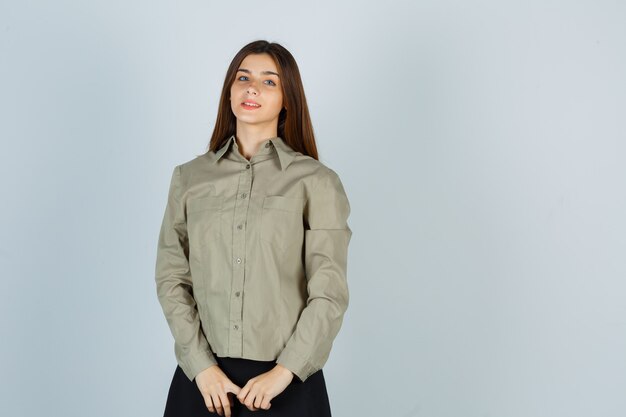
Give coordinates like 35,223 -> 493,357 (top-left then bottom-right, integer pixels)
203,40 -> 319,160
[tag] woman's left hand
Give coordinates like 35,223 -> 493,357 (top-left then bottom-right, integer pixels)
236,364 -> 294,411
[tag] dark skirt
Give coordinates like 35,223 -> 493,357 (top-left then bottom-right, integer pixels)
163,354 -> 332,417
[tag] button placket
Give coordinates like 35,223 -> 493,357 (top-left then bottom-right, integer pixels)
228,161 -> 253,356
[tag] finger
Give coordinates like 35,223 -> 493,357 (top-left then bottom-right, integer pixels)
260,396 -> 272,410
242,393 -> 254,411
244,389 -> 259,411
202,393 -> 216,414
226,383 -> 242,397
211,392 -> 224,416
218,391 -> 232,417
236,383 -> 250,404
254,393 -> 264,409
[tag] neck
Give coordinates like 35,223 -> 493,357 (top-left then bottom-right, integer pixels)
234,122 -> 278,160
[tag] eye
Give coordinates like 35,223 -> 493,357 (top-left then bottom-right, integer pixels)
265,80 -> 276,86
238,76 -> 248,81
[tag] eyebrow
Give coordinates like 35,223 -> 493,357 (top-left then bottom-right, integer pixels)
237,68 -> 280,78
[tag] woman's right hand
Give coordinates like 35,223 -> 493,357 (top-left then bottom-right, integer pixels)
195,365 -> 242,417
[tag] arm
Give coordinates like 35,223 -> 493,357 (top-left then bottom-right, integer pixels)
155,165 -> 218,381
276,168 -> 353,382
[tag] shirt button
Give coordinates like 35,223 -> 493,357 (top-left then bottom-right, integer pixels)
236,257 -> 242,264
235,291 -> 240,297
237,224 -> 243,230
246,164 -> 250,169
241,192 -> 247,199
265,142 -> 271,148
233,324 -> 239,330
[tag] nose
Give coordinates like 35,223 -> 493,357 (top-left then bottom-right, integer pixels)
246,79 -> 261,95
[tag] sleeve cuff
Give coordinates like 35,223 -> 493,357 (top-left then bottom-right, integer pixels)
179,350 -> 218,382
276,348 -> 318,383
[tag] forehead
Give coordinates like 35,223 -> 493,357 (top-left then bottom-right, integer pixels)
239,53 -> 279,73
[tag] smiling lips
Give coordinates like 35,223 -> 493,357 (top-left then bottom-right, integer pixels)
242,100 -> 261,110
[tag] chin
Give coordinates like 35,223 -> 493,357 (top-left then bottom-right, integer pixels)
238,116 -> 271,125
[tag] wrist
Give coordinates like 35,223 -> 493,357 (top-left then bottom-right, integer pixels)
275,364 -> 294,377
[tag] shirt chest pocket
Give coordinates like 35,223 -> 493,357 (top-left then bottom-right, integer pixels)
260,195 -> 305,252
186,196 -> 224,248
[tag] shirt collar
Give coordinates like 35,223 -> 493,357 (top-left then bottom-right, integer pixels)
209,134 -> 296,171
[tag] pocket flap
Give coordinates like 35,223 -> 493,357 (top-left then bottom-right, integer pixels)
263,195 -> 304,213
187,196 -> 223,213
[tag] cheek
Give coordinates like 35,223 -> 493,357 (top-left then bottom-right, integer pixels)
231,83 -> 244,97
268,93 -> 283,111
230,86 -> 243,106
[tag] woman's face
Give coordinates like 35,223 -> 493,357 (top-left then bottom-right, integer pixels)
230,53 -> 284,129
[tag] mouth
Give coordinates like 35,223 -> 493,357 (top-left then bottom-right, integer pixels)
241,101 -> 261,110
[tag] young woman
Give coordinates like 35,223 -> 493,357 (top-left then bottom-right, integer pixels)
155,40 -> 352,417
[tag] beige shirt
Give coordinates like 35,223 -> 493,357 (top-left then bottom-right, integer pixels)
155,134 -> 352,383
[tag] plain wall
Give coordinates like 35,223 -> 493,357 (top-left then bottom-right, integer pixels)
1,1 -> 625,416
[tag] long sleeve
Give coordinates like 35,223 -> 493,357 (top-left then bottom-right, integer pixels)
276,168 -> 353,382
155,165 -> 218,381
